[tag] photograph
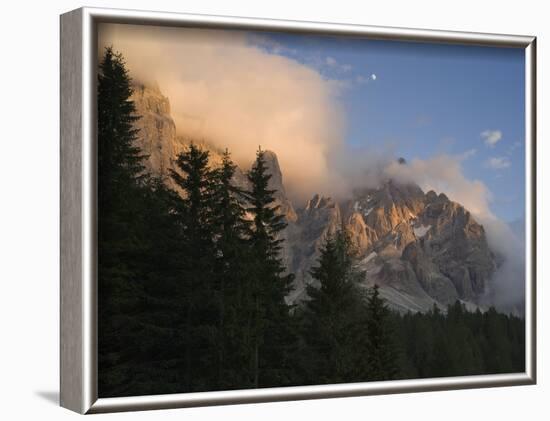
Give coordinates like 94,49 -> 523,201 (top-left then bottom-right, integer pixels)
96,22 -> 527,398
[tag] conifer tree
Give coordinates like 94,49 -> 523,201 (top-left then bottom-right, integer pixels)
365,284 -> 400,380
97,46 -> 150,396
169,143 -> 219,391
301,230 -> 367,383
210,150 -> 252,388
244,147 -> 295,388
98,46 -> 146,208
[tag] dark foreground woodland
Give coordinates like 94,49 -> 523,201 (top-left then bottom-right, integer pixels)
97,48 -> 525,398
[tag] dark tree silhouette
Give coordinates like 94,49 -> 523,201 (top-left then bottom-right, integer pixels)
210,150 -> 252,388
244,147 -> 295,388
169,143 -> 219,391
365,285 -> 400,380
97,46 -> 151,396
300,230 -> 369,384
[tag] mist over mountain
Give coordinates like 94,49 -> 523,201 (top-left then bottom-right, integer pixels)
99,24 -> 347,202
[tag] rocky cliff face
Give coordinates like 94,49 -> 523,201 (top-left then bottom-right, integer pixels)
285,195 -> 341,302
339,181 -> 496,312
131,83 -> 181,177
262,151 -> 298,223
130,83 -> 498,313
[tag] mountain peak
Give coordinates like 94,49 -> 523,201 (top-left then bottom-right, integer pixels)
426,190 -> 438,201
260,150 -> 282,182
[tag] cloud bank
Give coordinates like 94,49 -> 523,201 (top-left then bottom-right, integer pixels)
384,154 -> 493,216
99,23 -> 346,201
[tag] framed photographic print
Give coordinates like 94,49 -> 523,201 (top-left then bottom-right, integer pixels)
60,7 -> 536,414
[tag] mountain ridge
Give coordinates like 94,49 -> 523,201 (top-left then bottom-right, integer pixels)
130,82 -> 499,313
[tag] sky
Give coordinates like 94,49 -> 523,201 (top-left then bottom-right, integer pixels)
249,32 -> 526,223
99,24 -> 526,224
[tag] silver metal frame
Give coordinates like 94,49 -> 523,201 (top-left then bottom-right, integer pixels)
60,6 -> 537,414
